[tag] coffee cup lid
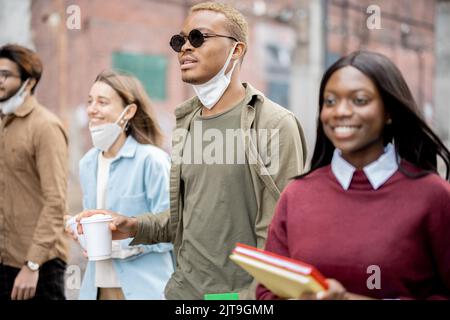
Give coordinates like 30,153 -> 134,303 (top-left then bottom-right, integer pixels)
80,214 -> 113,224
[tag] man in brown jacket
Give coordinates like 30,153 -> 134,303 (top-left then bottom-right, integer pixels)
0,44 -> 68,300
78,2 -> 307,299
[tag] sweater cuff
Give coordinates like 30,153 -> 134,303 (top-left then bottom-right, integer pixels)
26,244 -> 49,266
129,215 -> 154,246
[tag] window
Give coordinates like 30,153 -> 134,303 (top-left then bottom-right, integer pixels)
265,44 -> 292,109
112,52 -> 168,101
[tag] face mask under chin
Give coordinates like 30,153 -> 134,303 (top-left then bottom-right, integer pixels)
191,44 -> 238,110
0,79 -> 29,114
88,105 -> 131,152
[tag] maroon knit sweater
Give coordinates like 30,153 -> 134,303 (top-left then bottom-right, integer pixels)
256,162 -> 450,300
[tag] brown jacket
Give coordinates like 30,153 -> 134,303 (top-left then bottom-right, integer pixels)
131,83 -> 307,298
0,96 -> 69,268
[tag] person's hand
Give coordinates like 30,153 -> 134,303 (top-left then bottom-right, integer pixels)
76,209 -> 138,240
298,279 -> 348,300
64,215 -> 78,242
11,265 -> 39,300
64,214 -> 89,258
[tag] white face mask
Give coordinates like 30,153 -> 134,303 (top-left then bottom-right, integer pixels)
0,79 -> 29,115
192,44 -> 237,109
89,105 -> 131,152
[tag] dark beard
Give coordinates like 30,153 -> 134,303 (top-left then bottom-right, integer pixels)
182,73 -> 205,85
0,85 -> 22,102
182,76 -> 198,84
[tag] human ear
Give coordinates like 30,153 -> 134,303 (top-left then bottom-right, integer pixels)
25,78 -> 36,93
124,103 -> 137,120
232,42 -> 246,61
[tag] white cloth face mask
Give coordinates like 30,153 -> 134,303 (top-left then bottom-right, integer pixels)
192,43 -> 238,109
89,105 -> 131,152
0,79 -> 30,115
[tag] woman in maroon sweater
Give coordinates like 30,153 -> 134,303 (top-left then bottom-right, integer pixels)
257,51 -> 450,300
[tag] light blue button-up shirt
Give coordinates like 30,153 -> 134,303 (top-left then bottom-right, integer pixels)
331,143 -> 399,190
78,135 -> 174,299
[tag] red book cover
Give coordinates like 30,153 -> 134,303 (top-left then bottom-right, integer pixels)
233,243 -> 329,290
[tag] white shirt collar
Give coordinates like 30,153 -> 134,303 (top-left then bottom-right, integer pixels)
331,143 -> 399,190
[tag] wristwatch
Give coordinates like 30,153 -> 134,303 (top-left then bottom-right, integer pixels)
26,260 -> 40,272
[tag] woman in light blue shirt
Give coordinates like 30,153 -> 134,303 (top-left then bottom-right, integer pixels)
73,70 -> 173,300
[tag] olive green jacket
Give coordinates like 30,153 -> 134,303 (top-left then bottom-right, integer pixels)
131,83 -> 307,299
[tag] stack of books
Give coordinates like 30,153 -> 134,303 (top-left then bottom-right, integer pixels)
230,243 -> 329,299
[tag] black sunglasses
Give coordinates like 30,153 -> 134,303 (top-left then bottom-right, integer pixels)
170,29 -> 238,52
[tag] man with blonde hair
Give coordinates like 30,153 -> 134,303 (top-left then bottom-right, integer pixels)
79,2 -> 307,300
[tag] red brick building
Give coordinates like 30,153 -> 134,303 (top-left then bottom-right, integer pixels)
30,0 -> 298,149
326,0 -> 436,122
25,0 -> 439,211
29,0 -> 437,146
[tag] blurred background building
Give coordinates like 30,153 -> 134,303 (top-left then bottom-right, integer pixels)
1,0 -> 449,299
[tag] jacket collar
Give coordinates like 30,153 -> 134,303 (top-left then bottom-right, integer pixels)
174,83 -> 264,120
13,95 -> 36,117
331,143 -> 399,190
116,135 -> 139,159
88,135 -> 139,163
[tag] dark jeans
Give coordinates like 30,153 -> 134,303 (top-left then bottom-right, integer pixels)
0,258 -> 66,300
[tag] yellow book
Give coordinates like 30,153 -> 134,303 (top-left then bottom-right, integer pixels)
230,243 -> 328,299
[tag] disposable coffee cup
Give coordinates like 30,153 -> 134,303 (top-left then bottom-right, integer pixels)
80,214 -> 113,261
66,216 -> 87,250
